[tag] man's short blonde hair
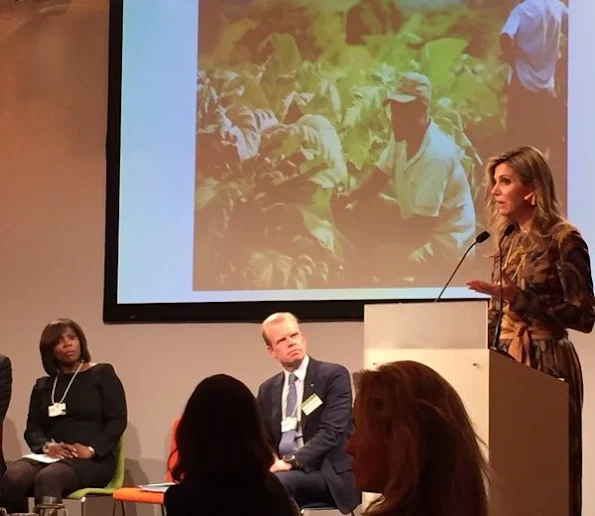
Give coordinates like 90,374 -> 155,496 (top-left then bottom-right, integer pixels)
261,312 -> 300,347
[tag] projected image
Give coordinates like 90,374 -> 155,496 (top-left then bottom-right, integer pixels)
193,0 -> 568,291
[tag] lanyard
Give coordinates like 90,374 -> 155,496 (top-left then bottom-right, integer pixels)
51,361 -> 83,405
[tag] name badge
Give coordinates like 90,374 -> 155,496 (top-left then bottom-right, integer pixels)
302,393 -> 323,415
281,417 -> 297,433
48,403 -> 66,418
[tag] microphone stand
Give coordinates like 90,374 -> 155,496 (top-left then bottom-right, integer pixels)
435,231 -> 490,302
434,244 -> 477,302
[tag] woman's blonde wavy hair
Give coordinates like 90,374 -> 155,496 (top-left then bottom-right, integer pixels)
485,145 -> 566,248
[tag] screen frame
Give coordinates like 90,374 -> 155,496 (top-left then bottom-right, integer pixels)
103,0 -> 479,323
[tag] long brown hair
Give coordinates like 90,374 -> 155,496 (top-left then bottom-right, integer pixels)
356,361 -> 489,516
485,145 -> 565,246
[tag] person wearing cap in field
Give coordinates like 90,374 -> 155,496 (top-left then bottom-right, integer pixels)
500,0 -> 568,160
343,72 -> 476,274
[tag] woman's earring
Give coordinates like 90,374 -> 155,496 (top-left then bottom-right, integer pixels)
524,192 -> 537,206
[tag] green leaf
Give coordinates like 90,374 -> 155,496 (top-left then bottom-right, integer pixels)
402,31 -> 424,46
195,178 -> 247,258
366,33 -> 418,70
247,249 -> 293,289
302,78 -> 342,124
204,70 -> 241,100
236,73 -> 271,110
453,69 -> 501,116
260,33 -> 302,77
335,45 -> 373,72
259,124 -> 303,160
195,177 -> 219,212
299,0 -> 358,12
297,206 -> 350,260
224,105 -> 262,160
342,84 -> 385,130
310,10 -> 347,61
370,62 -> 397,86
269,76 -> 300,121
258,33 -> 303,120
195,178 -> 246,212
253,108 -> 279,133
420,37 -> 468,91
396,11 -> 424,36
207,18 -> 260,66
258,114 -> 348,187
295,114 -> 347,187
342,127 -> 372,171
196,82 -> 219,126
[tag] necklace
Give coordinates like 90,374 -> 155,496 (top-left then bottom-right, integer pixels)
51,361 -> 84,405
503,233 -> 527,284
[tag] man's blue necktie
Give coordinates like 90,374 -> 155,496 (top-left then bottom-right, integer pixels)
278,373 -> 297,456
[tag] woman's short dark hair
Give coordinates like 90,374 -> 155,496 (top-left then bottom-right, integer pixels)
171,374 -> 274,483
39,318 -> 91,376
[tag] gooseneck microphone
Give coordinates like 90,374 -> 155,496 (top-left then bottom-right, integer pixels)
490,223 -> 516,350
434,230 -> 491,302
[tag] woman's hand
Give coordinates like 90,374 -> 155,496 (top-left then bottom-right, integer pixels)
467,271 -> 518,303
71,443 -> 95,459
45,442 -> 76,459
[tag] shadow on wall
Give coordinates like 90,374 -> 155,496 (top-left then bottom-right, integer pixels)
3,419 -> 22,465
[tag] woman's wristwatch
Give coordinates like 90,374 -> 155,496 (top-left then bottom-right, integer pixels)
88,446 -> 96,457
42,442 -> 51,454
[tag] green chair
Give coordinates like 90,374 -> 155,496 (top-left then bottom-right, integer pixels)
66,437 -> 125,516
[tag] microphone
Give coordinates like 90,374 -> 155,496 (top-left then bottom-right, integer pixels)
490,223 -> 516,350
434,230 -> 491,302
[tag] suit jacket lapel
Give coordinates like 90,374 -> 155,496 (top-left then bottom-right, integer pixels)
301,357 -> 319,437
271,373 -> 284,446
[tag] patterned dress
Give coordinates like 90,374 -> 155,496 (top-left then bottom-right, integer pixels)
488,222 -> 595,516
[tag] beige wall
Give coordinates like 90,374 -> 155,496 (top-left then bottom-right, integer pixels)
0,2 -> 593,516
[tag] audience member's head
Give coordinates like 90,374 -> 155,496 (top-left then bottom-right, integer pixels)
39,318 -> 91,376
346,361 -> 488,516
261,312 -> 307,370
171,374 -> 273,483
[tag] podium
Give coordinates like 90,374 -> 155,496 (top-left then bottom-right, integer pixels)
363,300 -> 569,516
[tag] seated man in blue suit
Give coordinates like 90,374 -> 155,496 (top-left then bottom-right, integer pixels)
256,312 -> 360,514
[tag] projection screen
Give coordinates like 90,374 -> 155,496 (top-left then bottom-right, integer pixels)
104,0 -> 586,322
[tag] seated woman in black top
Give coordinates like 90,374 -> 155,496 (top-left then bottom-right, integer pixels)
165,374 -> 299,516
0,318 -> 127,513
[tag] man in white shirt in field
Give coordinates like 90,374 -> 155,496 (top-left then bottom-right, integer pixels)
345,72 -> 475,279
500,0 -> 568,155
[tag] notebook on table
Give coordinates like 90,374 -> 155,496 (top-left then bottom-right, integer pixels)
138,482 -> 175,493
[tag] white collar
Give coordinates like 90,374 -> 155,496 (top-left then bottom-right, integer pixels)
284,355 -> 309,383
407,118 -> 436,166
